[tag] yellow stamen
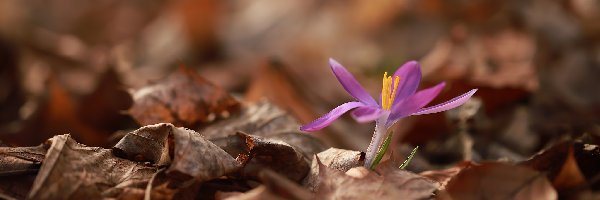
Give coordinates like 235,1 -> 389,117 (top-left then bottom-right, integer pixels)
380,72 -> 401,110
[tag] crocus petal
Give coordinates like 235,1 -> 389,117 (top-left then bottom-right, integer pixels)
412,89 -> 478,115
387,82 -> 446,126
392,61 -> 422,104
300,101 -> 365,132
329,58 -> 378,106
351,106 -> 385,123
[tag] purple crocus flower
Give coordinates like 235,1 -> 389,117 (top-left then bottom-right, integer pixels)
300,58 -> 477,167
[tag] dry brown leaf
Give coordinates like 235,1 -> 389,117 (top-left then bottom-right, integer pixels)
303,148 -> 365,191
207,105 -> 326,161
0,144 -> 46,176
129,66 -> 240,128
167,126 -> 241,182
236,132 -> 310,183
266,131 -> 326,160
315,159 -> 437,200
519,141 -> 592,193
420,161 -> 472,190
204,101 -> 326,163
0,144 -> 47,199
574,143 -> 600,190
28,134 -> 157,199
445,162 -> 557,200
200,101 -> 299,139
520,142 -> 570,179
552,146 -> 586,191
113,123 -> 172,165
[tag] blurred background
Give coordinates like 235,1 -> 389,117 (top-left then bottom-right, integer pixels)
1,0 -> 600,169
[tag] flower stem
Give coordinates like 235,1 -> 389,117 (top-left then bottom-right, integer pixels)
370,131 -> 393,170
364,118 -> 387,168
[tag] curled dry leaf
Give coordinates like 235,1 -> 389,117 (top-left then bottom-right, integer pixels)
315,158 -> 437,200
519,141 -> 590,193
113,123 -> 172,165
552,147 -> 586,192
129,66 -> 240,128
206,102 -> 327,177
236,132 -> 310,183
28,134 -> 157,199
520,142 -> 571,179
267,132 -> 326,160
0,144 -> 47,199
167,126 -> 241,182
113,123 -> 242,185
0,144 -> 46,176
572,142 -> 600,190
445,162 -> 557,200
200,101 -> 300,139
303,148 -> 365,191
420,161 -> 472,190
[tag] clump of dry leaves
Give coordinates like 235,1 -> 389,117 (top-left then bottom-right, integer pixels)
1,0 -> 600,199
1,68 -> 598,200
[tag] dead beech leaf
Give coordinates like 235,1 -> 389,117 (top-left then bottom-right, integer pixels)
572,142 -> 600,190
420,161 -> 471,190
113,123 -> 172,165
237,132 -> 310,183
551,146 -> 586,191
112,123 -> 243,197
211,131 -> 326,167
0,144 -> 47,199
303,148 -> 365,191
520,141 -> 570,180
129,66 -> 240,128
267,132 -> 327,160
445,162 -> 557,200
200,101 -> 299,139
315,159 -> 437,200
0,144 -> 46,176
167,126 -> 241,182
28,134 -> 157,199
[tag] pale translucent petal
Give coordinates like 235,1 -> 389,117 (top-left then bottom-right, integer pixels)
351,106 -> 385,123
412,89 -> 478,115
300,102 -> 365,132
